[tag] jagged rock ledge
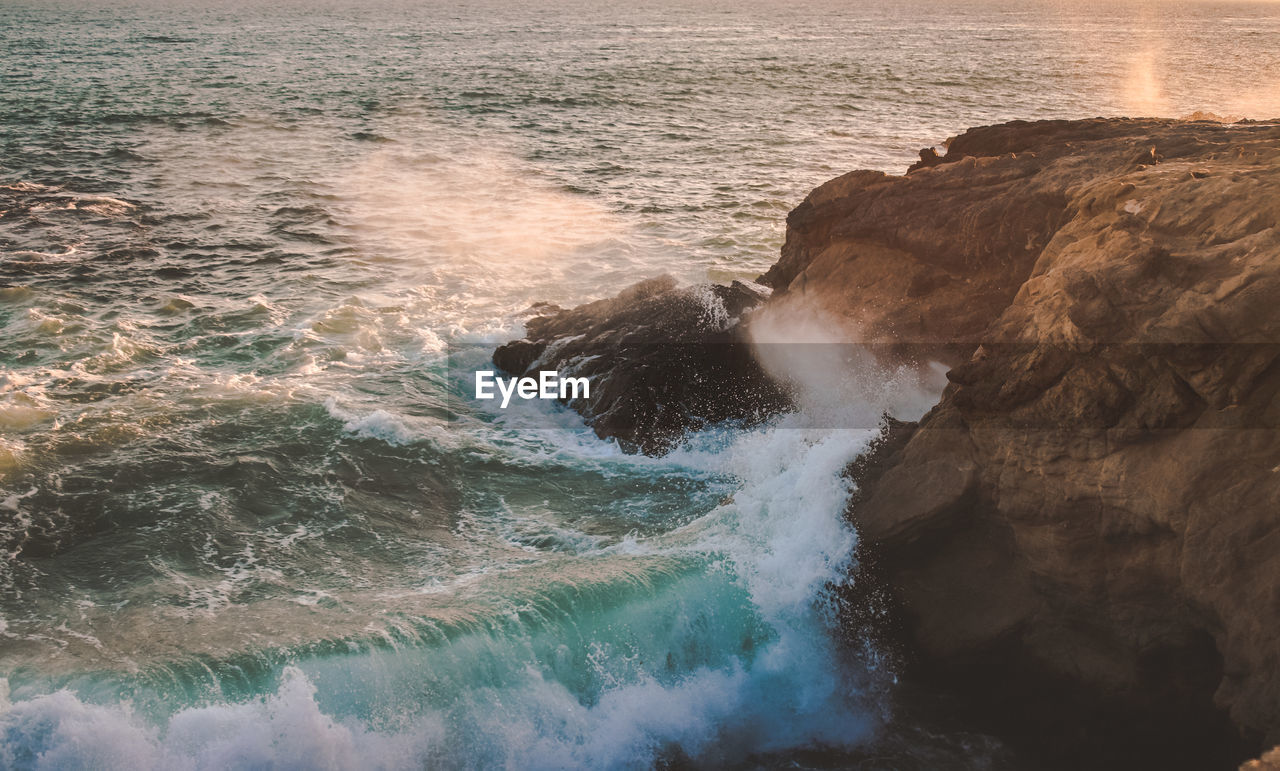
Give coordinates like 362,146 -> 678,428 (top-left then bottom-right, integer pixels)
493,117 -> 1280,769
493,275 -> 790,454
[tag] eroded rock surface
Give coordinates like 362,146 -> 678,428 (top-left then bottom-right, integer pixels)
820,118 -> 1280,768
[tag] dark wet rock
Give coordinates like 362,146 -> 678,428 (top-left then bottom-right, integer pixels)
493,275 -> 790,454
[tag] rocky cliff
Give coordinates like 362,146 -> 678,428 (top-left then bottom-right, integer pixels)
779,117 -> 1280,769
494,117 -> 1280,768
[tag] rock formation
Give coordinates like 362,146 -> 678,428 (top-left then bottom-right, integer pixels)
780,117 -> 1280,769
494,117 -> 1280,768
1244,747 -> 1280,771
493,275 -> 789,454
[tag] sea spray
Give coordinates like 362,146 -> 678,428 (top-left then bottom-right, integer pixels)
747,296 -> 948,429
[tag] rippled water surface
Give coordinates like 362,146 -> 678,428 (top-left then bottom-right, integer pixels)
2,0 -> 1278,767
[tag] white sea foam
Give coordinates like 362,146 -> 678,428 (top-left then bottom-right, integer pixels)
0,402 -> 887,769
0,668 -> 444,771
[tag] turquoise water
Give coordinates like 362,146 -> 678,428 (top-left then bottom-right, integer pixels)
2,0 -> 1279,767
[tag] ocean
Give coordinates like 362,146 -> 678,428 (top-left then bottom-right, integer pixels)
2,0 -> 1278,767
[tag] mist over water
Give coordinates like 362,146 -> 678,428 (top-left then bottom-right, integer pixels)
2,0 -> 1279,767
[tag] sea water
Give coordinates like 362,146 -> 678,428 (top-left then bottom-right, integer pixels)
2,0 -> 1278,767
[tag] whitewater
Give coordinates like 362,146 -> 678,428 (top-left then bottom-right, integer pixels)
4,0 -> 1280,767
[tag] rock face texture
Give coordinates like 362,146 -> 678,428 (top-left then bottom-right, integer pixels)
493,276 -> 789,454
1244,747 -> 1280,771
789,118 -> 1280,768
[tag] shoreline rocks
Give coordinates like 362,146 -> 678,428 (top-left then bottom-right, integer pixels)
817,117 -> 1280,769
493,117 -> 1280,768
493,275 -> 790,454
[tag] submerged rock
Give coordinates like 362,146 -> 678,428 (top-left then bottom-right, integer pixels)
493,275 -> 789,454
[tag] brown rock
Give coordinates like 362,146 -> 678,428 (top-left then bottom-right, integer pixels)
823,118 -> 1280,768
1243,746 -> 1280,770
